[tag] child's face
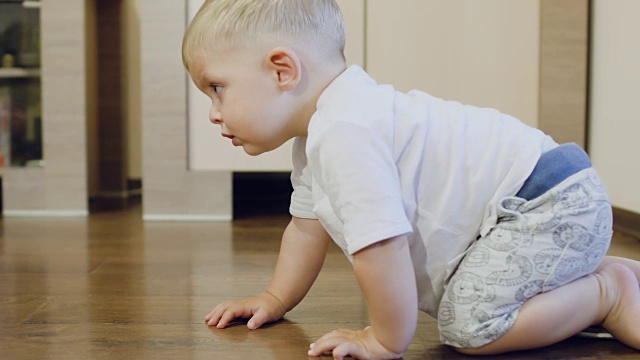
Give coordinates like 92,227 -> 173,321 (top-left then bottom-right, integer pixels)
189,47 -> 300,156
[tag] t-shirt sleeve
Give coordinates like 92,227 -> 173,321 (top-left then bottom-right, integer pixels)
289,137 -> 317,219
309,122 -> 413,254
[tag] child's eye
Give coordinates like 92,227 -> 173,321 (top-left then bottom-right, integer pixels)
210,85 -> 223,94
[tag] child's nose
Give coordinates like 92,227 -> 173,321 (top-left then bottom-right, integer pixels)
209,107 -> 222,124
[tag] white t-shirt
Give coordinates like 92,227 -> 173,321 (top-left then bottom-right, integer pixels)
289,65 -> 557,317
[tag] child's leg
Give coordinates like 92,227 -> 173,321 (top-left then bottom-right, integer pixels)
599,255 -> 640,282
457,263 -> 640,356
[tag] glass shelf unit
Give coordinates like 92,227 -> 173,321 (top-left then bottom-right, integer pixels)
0,0 -> 42,168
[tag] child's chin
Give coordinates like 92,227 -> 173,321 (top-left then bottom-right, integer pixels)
243,143 -> 278,157
243,146 -> 265,157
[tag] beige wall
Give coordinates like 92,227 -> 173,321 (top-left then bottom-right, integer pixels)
367,0 -> 540,127
590,0 -> 640,213
141,0 -> 231,221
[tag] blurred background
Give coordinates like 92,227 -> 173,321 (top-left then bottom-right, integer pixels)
0,0 -> 637,237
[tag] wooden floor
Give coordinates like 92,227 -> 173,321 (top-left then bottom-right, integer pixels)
1,205 -> 640,359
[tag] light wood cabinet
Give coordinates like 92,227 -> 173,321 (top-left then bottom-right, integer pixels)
2,0 -> 88,217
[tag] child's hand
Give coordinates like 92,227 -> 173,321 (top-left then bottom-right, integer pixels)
308,326 -> 403,360
204,292 -> 287,330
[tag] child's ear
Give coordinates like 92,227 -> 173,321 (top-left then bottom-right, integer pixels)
265,47 -> 301,91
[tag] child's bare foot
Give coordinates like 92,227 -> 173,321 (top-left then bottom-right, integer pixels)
597,263 -> 640,349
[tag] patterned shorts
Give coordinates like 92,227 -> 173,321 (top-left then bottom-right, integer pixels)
437,167 -> 613,348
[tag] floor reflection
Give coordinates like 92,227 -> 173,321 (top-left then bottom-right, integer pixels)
0,205 -> 638,359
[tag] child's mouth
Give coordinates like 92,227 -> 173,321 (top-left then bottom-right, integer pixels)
223,133 -> 241,146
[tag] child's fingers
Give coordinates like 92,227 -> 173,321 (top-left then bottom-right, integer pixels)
206,310 -> 222,326
313,328 -> 352,344
206,304 -> 228,326
214,310 -> 234,328
204,303 -> 223,322
204,307 -> 217,322
247,308 -> 269,330
332,342 -> 366,360
308,331 -> 350,357
216,306 -> 249,328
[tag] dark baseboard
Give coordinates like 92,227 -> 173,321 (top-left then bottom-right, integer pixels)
127,178 -> 142,192
89,178 -> 142,213
613,207 -> 640,241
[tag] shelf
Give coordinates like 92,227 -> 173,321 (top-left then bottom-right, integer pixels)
22,1 -> 41,9
0,68 -> 41,79
0,1 -> 41,8
0,160 -> 45,174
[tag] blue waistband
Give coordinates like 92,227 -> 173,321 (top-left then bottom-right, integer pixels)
515,143 -> 592,201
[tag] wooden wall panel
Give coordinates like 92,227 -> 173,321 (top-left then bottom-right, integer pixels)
96,0 -> 126,197
539,0 -> 590,148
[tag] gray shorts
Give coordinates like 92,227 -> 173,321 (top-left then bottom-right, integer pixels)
437,167 -> 613,348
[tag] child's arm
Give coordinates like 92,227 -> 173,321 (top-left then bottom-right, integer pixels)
308,235 -> 417,359
206,216 -> 331,330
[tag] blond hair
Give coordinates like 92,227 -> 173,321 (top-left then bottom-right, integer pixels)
182,0 -> 346,71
